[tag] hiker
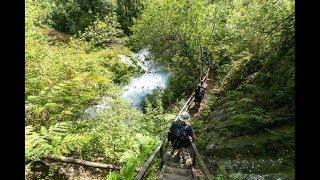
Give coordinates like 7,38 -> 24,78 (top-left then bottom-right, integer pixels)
167,111 -> 196,164
193,80 -> 208,109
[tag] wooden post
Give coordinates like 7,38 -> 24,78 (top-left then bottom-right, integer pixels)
192,149 -> 196,168
160,145 -> 163,166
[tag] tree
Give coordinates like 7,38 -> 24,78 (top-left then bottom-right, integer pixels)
49,0 -> 117,34
131,0 -> 216,75
116,0 -> 144,36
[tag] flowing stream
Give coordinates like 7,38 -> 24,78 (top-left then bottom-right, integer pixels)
81,49 -> 169,119
121,49 -> 169,109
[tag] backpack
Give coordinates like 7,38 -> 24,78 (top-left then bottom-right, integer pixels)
170,124 -> 191,149
172,124 -> 189,141
195,85 -> 205,98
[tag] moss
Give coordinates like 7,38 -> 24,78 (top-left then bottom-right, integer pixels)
206,125 -> 294,159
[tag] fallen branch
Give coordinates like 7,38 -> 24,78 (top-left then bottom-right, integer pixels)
45,155 -> 120,170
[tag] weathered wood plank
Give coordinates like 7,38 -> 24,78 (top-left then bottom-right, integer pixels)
135,140 -> 165,180
162,173 -> 193,180
191,142 -> 213,180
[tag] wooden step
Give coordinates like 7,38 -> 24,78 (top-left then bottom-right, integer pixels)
162,173 -> 193,180
165,162 -> 181,168
163,166 -> 192,177
166,154 -> 181,163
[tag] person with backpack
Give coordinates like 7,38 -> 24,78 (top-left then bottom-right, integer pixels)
193,80 -> 208,109
167,111 -> 196,164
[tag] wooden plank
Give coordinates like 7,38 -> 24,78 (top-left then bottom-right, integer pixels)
191,142 -> 213,180
134,140 -> 164,180
164,166 -> 192,176
162,173 -> 193,180
161,141 -> 170,167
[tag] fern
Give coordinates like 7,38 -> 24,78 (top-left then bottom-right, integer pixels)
119,150 -> 136,164
230,113 -> 264,126
120,160 -> 138,180
60,134 -> 91,154
105,133 -> 159,180
106,172 -> 121,180
25,121 -> 92,160
222,100 -> 237,108
48,121 -> 73,136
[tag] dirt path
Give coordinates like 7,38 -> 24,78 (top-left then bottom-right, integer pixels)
188,68 -> 215,119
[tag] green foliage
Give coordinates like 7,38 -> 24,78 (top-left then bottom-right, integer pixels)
48,0 -> 117,34
105,133 -> 159,180
190,120 -> 207,150
131,0 -> 215,74
26,0 -> 138,129
79,14 -> 127,47
142,98 -> 171,137
25,122 -> 92,161
162,72 -> 197,108
182,1 -> 296,177
213,0 -> 295,94
26,2 -> 161,178
116,0 -> 144,36
26,0 -> 295,178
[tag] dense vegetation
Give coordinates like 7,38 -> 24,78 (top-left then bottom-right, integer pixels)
26,0 -> 295,179
131,0 -> 295,178
26,0 -> 169,179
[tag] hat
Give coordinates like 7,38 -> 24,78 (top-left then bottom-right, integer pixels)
179,111 -> 190,122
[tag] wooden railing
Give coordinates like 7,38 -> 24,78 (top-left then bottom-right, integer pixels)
173,66 -> 211,122
134,136 -> 214,180
190,140 -> 213,180
134,139 -> 166,180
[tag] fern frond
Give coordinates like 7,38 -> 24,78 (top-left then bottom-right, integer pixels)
48,121 -> 73,137
40,126 -> 49,138
57,133 -> 92,155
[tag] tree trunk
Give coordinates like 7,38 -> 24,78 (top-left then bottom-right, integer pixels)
45,155 -> 120,170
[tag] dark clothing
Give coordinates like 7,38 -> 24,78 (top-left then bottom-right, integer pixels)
168,120 -> 194,149
194,83 -> 207,103
194,94 -> 202,103
169,121 -> 194,137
